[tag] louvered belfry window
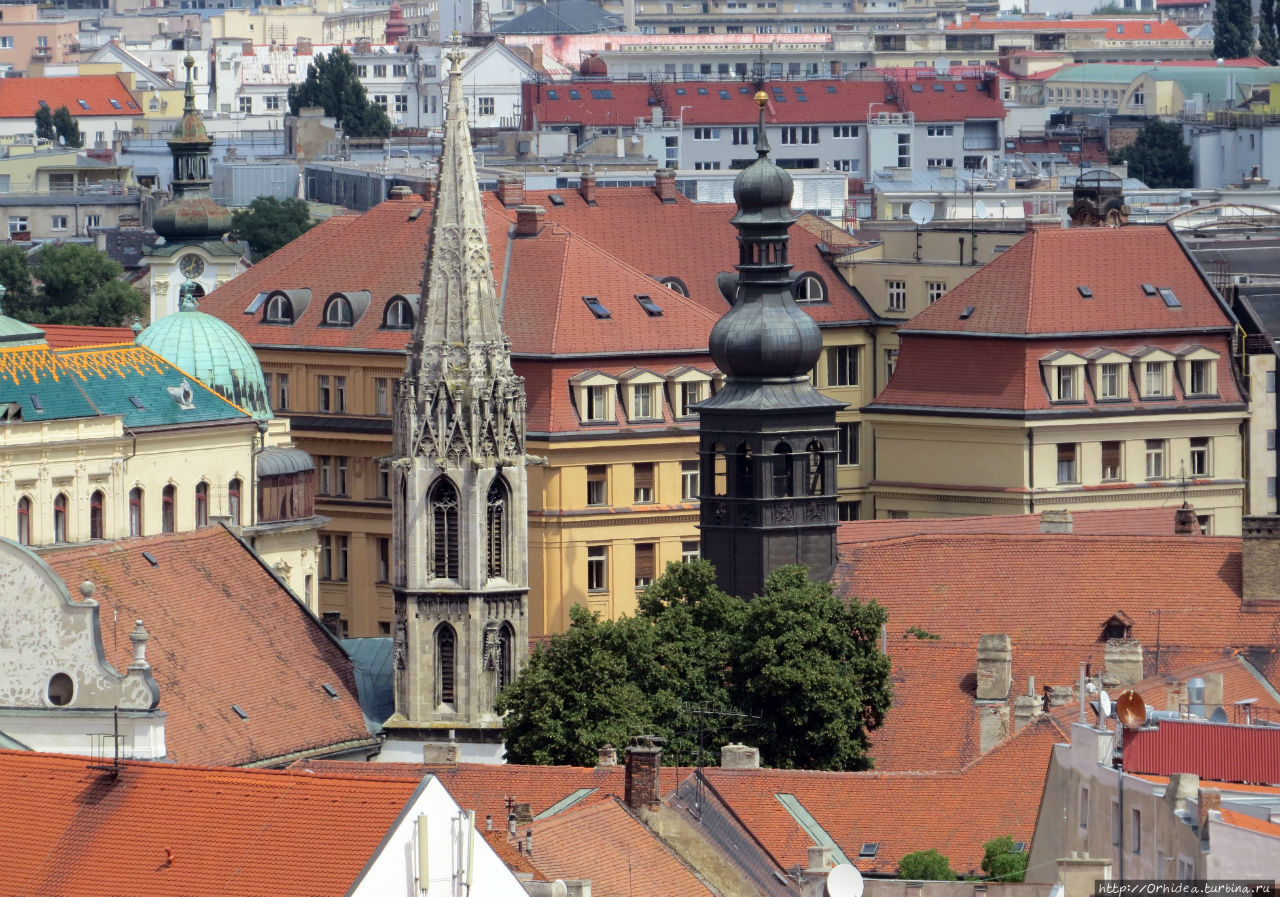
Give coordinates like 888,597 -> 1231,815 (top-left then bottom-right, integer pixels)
486,479 -> 506,580
431,480 -> 459,580
436,624 -> 456,706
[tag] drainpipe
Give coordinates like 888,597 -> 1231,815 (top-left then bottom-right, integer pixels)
1026,429 -> 1035,514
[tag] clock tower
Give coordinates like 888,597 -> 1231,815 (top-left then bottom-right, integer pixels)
143,55 -> 248,322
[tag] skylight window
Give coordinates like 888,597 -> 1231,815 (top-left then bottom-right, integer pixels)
232,704 -> 248,720
108,98 -> 122,110
1077,285 -> 1093,298
38,100 -> 49,110
960,305 -> 976,319
408,207 -> 422,221
322,683 -> 338,698
590,88 -> 613,99
129,396 -> 145,409
29,394 -> 43,412
245,292 -> 268,315
740,86 -> 752,94
859,843 -> 879,858
583,295 -> 611,319
719,89 -> 730,99
933,83 -> 945,91
635,294 -> 663,316
1159,288 -> 1181,308
143,551 -> 159,566
911,83 -> 923,92
77,99 -> 90,109
697,87 -> 708,95
675,87 -> 687,95
797,94 -> 807,102
549,193 -> 565,206
546,89 -> 559,99
1141,283 -> 1157,296
568,89 -> 581,100
954,83 -> 966,91
825,85 -> 837,93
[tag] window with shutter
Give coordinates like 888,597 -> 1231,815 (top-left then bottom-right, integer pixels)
635,543 -> 656,588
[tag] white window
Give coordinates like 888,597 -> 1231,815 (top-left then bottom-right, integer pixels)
926,125 -> 954,137
395,95 -> 408,113
635,542 -> 656,589
1097,363 -> 1122,398
832,125 -> 859,138
373,94 -> 388,110
83,214 -> 101,229
633,463 -> 655,503
50,215 -> 68,231
0,37 -> 12,48
828,345 -> 860,386
238,96 -> 252,113
926,157 -> 954,168
1055,365 -> 1081,401
1188,358 -> 1214,395
927,281 -> 946,304
1145,439 -> 1166,479
631,382 -> 658,420
681,460 -> 699,500
477,96 -> 495,116
885,348 -> 898,379
8,215 -> 28,234
393,64 -> 408,77
692,127 -> 718,140
896,133 -> 911,167
587,545 -> 608,591
795,274 -> 825,303
693,161 -> 722,171
1190,437 -> 1210,476
586,384 -> 611,421
586,466 -> 607,506
1143,361 -> 1169,397
886,280 -> 907,312
373,64 -> 387,78
732,127 -> 758,145
1101,441 -> 1121,481
681,540 -> 700,563
1057,443 -> 1077,484
375,377 -> 391,416
1079,786 -> 1090,829
264,95 -> 281,110
838,421 -> 859,466
677,380 -> 706,417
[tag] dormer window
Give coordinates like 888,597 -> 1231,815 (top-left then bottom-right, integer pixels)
1041,352 -> 1087,402
620,369 -> 664,422
383,296 -> 415,329
265,294 -> 293,324
570,371 -> 620,424
665,366 -> 713,418
1057,366 -> 1079,401
1178,347 -> 1219,397
1088,350 -> 1131,400
1142,362 -> 1169,396
324,295 -> 354,326
793,273 -> 827,303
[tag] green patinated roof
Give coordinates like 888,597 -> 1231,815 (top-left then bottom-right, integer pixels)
136,300 -> 272,421
1047,63 -> 1280,100
0,341 -> 252,428
0,315 -> 46,347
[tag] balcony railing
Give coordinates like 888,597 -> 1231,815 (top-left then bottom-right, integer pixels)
962,136 -> 999,150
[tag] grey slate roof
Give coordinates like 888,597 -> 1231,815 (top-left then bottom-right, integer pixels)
494,0 -> 623,35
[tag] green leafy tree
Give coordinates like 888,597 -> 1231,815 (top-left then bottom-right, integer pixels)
1213,0 -> 1254,60
287,47 -> 392,138
898,849 -> 957,881
0,246 -> 36,314
1109,120 -> 1193,188
496,561 -> 892,771
229,196 -> 316,261
51,106 -> 83,148
1261,0 -> 1280,64
7,244 -> 145,326
34,106 -> 55,143
981,836 -> 1028,883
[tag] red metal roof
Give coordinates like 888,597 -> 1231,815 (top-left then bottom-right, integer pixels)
0,75 -> 142,119
946,16 -> 1190,42
39,325 -> 135,349
1123,720 -> 1280,784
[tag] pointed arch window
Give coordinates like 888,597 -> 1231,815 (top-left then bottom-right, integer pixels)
805,439 -> 825,495
17,496 -> 30,546
429,479 -> 460,580
195,482 -> 209,527
129,487 -> 143,536
162,484 -> 176,533
772,441 -> 794,497
486,477 -> 507,580
90,490 -> 105,540
436,623 -> 456,707
228,478 -> 242,524
498,621 -> 515,691
53,493 -> 68,543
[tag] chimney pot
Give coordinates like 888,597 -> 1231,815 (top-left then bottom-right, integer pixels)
976,634 -> 1012,700
389,185 -> 413,199
1104,639 -> 1143,687
421,177 -> 436,202
653,168 -> 677,204
624,743 -> 662,810
579,171 -> 598,205
720,743 -> 760,769
1198,788 -> 1221,834
1174,502 -> 1199,535
1241,515 -> 1280,603
597,743 -> 618,767
514,204 -> 545,237
496,174 -> 525,208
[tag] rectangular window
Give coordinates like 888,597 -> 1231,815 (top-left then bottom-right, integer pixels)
732,127 -> 758,145
585,384 -> 611,421
393,64 -> 408,78
1269,477 -> 1276,498
1097,363 -> 1121,399
49,214 -> 68,231
693,162 -> 722,171
681,460 -> 700,500
1079,786 -> 1090,829
394,94 -> 408,113
320,534 -> 349,581
375,377 -> 391,416
0,37 -> 12,48
318,455 -> 332,495
838,421 -> 860,466
1057,443 -> 1077,484
1101,441 -> 1122,481
896,132 -> 911,167
1188,359 -> 1213,395
827,346 -> 860,387
477,96 -> 495,116
276,373 -> 290,410
885,348 -> 898,380
84,214 -> 101,230
586,465 -> 608,506
8,216 -> 28,234
837,500 -> 861,521
780,126 -> 819,145
1131,808 -> 1142,855
264,95 -> 281,110
886,281 -> 907,312
634,463 -> 655,503
334,376 -> 346,412
1269,429 -> 1276,451
678,380 -> 706,417
1143,362 -> 1167,397
377,460 -> 390,499
1268,371 -> 1276,393
632,383 -> 656,419
926,125 -> 954,137
1056,366 -> 1078,401
1145,439 -> 1166,479
318,375 -> 331,412
692,127 -> 719,140
238,96 -> 252,113
926,281 -> 946,304
373,64 -> 387,78
1190,437 -> 1210,476
635,542 -> 655,589
681,540 -> 700,563
377,537 -> 390,582
587,545 -> 608,591
926,158 -> 955,168
1113,800 -> 1122,847
832,125 -> 859,138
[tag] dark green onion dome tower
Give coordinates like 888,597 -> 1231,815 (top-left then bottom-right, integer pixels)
151,55 -> 233,242
697,91 -> 846,600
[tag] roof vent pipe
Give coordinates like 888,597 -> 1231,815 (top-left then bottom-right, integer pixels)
1187,677 -> 1206,717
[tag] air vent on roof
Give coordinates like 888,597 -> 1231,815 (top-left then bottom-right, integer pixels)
408,207 -> 422,221
1077,285 -> 1093,299
128,396 -> 145,409
859,843 -> 879,858
322,682 -> 338,698
635,294 -> 663,316
143,551 -> 159,567
960,306 -> 976,319
548,193 -> 565,206
1159,288 -> 1181,308
29,394 -> 43,412
582,296 -> 611,319
232,704 -> 248,720
1141,283 -> 1157,296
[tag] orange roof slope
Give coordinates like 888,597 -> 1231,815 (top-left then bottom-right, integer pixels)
698,718 -> 1065,877
838,506 -> 1179,545
529,795 -> 716,897
946,17 -> 1189,41
0,74 -> 142,118
40,527 -> 374,767
0,750 -> 419,897
40,325 -> 136,349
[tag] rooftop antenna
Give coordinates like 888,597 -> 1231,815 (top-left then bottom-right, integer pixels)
908,199 -> 934,260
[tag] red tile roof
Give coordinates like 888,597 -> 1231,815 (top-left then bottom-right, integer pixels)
1218,807 -> 1280,836
0,750 -> 419,896
696,717 -> 1066,877
39,324 -> 136,349
529,795 -> 717,897
838,506 -> 1181,543
39,527 -> 374,767
0,75 -> 142,119
946,17 -> 1190,42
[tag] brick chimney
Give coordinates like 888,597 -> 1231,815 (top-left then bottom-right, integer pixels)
1198,787 -> 1221,836
653,168 -> 677,204
421,177 -> 436,202
1174,501 -> 1199,535
720,743 -> 760,769
389,185 -> 413,199
296,36 -> 313,55
976,634 -> 1012,700
496,174 -> 525,208
597,743 -> 617,767
1242,515 -> 1280,603
1103,639 -> 1143,687
978,702 -> 1011,753
1040,509 -> 1073,534
624,742 -> 661,810
515,204 -> 545,237
579,171 -> 598,205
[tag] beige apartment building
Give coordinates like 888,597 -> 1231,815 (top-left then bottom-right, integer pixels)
0,5 -> 78,75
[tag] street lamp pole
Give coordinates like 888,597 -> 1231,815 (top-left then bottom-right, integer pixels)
678,104 -> 693,171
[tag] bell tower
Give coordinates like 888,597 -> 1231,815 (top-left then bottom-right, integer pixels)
388,39 -> 529,746
697,92 -> 845,600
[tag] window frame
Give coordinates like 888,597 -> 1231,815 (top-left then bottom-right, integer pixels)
838,421 -> 860,466
885,280 -> 907,312
587,544 -> 609,592
828,345 -> 861,387
1144,439 -> 1166,480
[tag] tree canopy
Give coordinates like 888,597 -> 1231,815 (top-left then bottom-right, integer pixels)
2,244 -> 144,327
1261,0 -> 1280,64
495,561 -> 892,771
898,849 -> 957,881
981,836 -> 1028,883
287,47 -> 392,138
229,196 -> 317,262
34,105 -> 83,148
1213,0 -> 1254,60
1109,120 -> 1193,189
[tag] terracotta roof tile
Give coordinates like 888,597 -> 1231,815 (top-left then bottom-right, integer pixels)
946,17 -> 1189,41
39,325 -> 136,349
1218,807 -> 1280,836
838,506 -> 1180,543
0,749 -> 419,896
39,527 -> 373,767
0,74 -> 142,119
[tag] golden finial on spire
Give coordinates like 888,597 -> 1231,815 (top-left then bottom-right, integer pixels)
754,90 -> 768,107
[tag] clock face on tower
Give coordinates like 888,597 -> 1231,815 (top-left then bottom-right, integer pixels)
178,254 -> 205,278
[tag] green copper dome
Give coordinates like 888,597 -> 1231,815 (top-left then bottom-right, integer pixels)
136,291 -> 272,420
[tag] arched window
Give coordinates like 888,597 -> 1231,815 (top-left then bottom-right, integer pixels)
228,478 -> 242,524
498,621 -> 515,691
383,297 -> 415,329
162,484 -> 176,533
129,487 -> 143,536
265,294 -> 292,324
772,441 -> 794,497
323,295 -> 354,326
429,479 -> 459,580
793,273 -> 827,303
658,276 -> 689,297
90,490 -> 104,540
486,477 -> 507,580
435,623 -> 456,707
53,493 -> 67,543
805,440 -> 825,495
17,496 -> 30,546
195,482 -> 209,527
735,443 -> 755,498
712,442 -> 728,497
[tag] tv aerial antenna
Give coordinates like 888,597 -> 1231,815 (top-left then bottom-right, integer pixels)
680,701 -> 760,820
908,199 -> 934,261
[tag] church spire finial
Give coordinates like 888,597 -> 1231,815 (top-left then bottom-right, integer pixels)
182,54 -> 197,115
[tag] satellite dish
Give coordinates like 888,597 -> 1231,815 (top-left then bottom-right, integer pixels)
908,200 -> 935,227
934,56 -> 952,77
1209,706 -> 1229,723
1116,690 -> 1147,730
1099,690 -> 1113,720
827,863 -> 865,897
973,199 -> 989,220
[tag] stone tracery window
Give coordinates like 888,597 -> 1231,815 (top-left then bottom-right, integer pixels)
486,477 -> 507,580
429,479 -> 460,580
